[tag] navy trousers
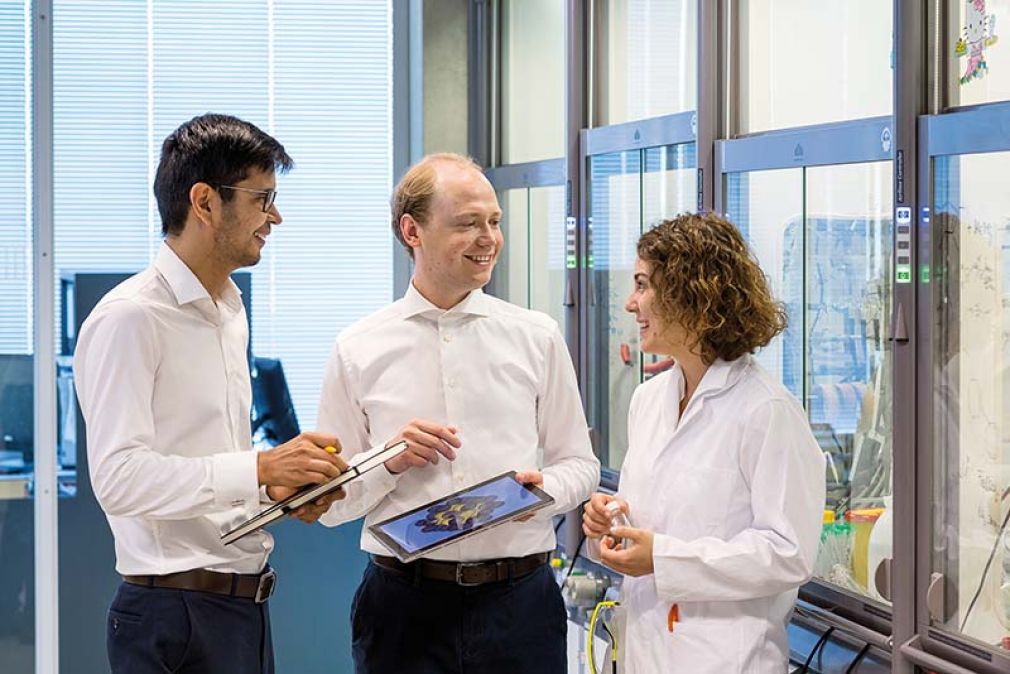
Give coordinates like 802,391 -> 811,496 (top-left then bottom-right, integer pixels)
351,560 -> 567,674
107,581 -> 274,674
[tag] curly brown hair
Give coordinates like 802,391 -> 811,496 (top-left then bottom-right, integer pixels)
637,212 -> 787,364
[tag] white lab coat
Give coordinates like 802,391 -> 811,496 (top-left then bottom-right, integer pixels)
610,356 -> 825,673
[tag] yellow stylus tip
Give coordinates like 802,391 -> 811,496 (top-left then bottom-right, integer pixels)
324,445 -> 338,454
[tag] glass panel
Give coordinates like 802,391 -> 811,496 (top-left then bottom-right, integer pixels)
948,0 -> 1010,107
500,188 -> 530,309
0,0 -> 35,664
805,162 -> 894,600
588,150 -> 642,471
728,162 -> 893,603
528,185 -> 567,327
596,0 -> 696,126
738,0 -> 892,133
641,144 -> 697,374
501,0 -> 565,163
726,169 -> 804,393
932,151 -> 1010,645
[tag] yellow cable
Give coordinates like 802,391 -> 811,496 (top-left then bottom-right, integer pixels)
587,600 -> 619,674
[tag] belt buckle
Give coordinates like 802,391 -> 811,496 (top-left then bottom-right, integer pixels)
254,569 -> 277,604
454,562 -> 484,587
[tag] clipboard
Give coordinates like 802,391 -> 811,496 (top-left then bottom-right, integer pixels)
221,440 -> 408,545
368,471 -> 554,562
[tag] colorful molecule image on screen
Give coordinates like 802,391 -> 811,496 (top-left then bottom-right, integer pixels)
414,495 -> 506,533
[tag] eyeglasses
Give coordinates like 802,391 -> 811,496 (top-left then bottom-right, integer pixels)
217,184 -> 278,212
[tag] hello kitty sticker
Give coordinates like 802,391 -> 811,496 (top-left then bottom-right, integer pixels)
955,0 -> 998,85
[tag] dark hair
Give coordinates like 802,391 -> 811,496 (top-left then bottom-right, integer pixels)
390,153 -> 482,258
637,212 -> 788,364
154,113 -> 293,236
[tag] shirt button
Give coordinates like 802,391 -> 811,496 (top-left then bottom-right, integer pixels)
442,334 -> 452,343
456,473 -> 465,482
447,379 -> 457,389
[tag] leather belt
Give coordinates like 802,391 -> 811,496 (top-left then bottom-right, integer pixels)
123,567 -> 277,604
371,552 -> 549,586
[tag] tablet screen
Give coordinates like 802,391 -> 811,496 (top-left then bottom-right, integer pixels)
370,472 -> 551,558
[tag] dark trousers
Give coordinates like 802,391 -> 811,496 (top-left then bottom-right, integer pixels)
107,581 -> 274,674
351,560 -> 567,674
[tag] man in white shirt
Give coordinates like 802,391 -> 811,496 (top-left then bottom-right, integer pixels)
74,114 -> 347,674
316,153 -> 600,674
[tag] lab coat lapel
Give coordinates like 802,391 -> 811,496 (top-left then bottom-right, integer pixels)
663,357 -> 747,446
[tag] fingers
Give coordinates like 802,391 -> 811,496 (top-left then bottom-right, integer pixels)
299,431 -> 341,452
514,470 -> 543,487
610,526 -> 640,542
398,421 -> 461,465
583,494 -> 614,536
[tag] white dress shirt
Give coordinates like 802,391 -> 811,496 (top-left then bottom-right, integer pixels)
600,356 -> 825,674
73,243 -> 269,576
317,283 -> 600,561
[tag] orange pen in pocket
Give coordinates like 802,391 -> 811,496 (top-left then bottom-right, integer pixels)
667,603 -> 679,632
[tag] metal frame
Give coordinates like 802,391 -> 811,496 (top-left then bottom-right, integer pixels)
31,1 -> 58,672
484,159 -> 565,192
582,110 -> 695,157
391,0 -> 419,297
696,0 -> 719,211
890,2 -> 925,673
715,116 -> 894,176
910,101 -> 1010,674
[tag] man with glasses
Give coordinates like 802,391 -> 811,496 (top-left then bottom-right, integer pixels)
74,113 -> 347,674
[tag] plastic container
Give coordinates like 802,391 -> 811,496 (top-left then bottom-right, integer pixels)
866,496 -> 893,601
846,507 -> 886,591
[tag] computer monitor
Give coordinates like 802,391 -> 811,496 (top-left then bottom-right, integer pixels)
0,354 -> 33,469
251,357 -> 300,445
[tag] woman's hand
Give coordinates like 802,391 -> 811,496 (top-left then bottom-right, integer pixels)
599,526 -> 655,577
583,492 -> 625,538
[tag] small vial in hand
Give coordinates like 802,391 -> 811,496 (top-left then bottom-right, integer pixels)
605,500 -> 631,548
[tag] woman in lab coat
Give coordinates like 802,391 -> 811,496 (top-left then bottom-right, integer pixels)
583,212 -> 826,673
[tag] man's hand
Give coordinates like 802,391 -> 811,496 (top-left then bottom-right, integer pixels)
257,432 -> 348,487
513,470 -> 544,522
383,420 -> 461,474
266,485 -> 346,524
598,526 -> 655,577
582,492 -> 625,539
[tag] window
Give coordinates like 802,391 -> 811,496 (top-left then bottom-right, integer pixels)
52,0 -> 393,431
501,0 -> 565,163
0,2 -> 35,666
594,0 -> 696,126
737,0 -> 892,133
947,0 -> 1010,107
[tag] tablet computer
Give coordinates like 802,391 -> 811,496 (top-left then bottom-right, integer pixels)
222,440 -> 408,545
368,470 -> 554,562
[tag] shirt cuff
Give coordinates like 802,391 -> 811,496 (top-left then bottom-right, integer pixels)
536,472 -> 562,519
360,460 -> 402,493
211,451 -> 260,509
652,532 -> 687,600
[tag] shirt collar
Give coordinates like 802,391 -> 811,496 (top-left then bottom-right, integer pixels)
693,355 -> 751,399
155,242 -> 242,309
667,354 -> 751,404
401,281 -> 491,319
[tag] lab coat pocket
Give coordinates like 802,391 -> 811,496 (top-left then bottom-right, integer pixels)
660,465 -> 736,539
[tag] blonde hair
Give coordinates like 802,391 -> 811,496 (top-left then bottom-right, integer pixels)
391,153 -> 483,257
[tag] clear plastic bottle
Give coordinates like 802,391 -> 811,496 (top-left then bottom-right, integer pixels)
605,500 -> 631,548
